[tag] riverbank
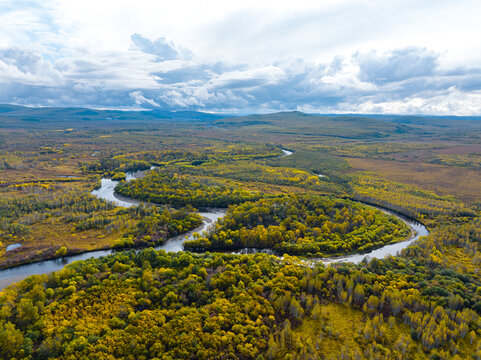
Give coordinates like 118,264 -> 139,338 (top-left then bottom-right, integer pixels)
0,209 -> 225,291
93,162 -> 428,265
0,149 -> 429,290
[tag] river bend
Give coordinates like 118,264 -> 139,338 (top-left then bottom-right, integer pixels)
0,149 -> 428,290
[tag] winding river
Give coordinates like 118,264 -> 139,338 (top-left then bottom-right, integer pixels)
0,149 -> 428,291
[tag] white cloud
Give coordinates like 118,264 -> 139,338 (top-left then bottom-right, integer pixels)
1,0 -> 481,114
129,90 -> 160,107
354,89 -> 481,116
131,34 -> 193,61
0,48 -> 63,86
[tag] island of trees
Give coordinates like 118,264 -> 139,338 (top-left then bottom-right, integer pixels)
184,195 -> 410,257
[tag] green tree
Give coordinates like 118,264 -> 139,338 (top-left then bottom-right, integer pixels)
55,246 -> 67,257
0,322 -> 24,359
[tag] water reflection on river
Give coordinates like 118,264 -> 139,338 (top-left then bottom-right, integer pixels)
0,150 -> 428,290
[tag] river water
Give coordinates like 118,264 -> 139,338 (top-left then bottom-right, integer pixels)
0,149 -> 428,290
0,207 -> 225,291
90,168 -> 153,208
322,215 -> 427,265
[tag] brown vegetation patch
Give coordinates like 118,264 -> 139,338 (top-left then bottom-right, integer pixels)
346,157 -> 481,203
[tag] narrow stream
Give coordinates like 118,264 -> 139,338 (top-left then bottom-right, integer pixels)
0,149 -> 429,290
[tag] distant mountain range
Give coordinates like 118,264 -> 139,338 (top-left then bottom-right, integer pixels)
0,104 -> 479,134
0,104 -> 224,122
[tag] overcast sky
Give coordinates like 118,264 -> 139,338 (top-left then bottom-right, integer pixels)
1,0 -> 481,115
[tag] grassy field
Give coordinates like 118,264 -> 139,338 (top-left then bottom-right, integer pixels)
347,157 -> 481,203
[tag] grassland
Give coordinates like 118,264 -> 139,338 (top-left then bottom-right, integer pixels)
347,157 -> 481,203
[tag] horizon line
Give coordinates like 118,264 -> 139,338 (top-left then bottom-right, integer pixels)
1,103 -> 481,119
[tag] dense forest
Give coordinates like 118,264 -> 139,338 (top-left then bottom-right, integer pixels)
1,246 -> 480,359
115,167 -> 262,208
184,195 -> 409,256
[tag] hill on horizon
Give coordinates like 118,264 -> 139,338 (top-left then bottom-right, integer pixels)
1,104 -> 481,139
0,104 -> 224,129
